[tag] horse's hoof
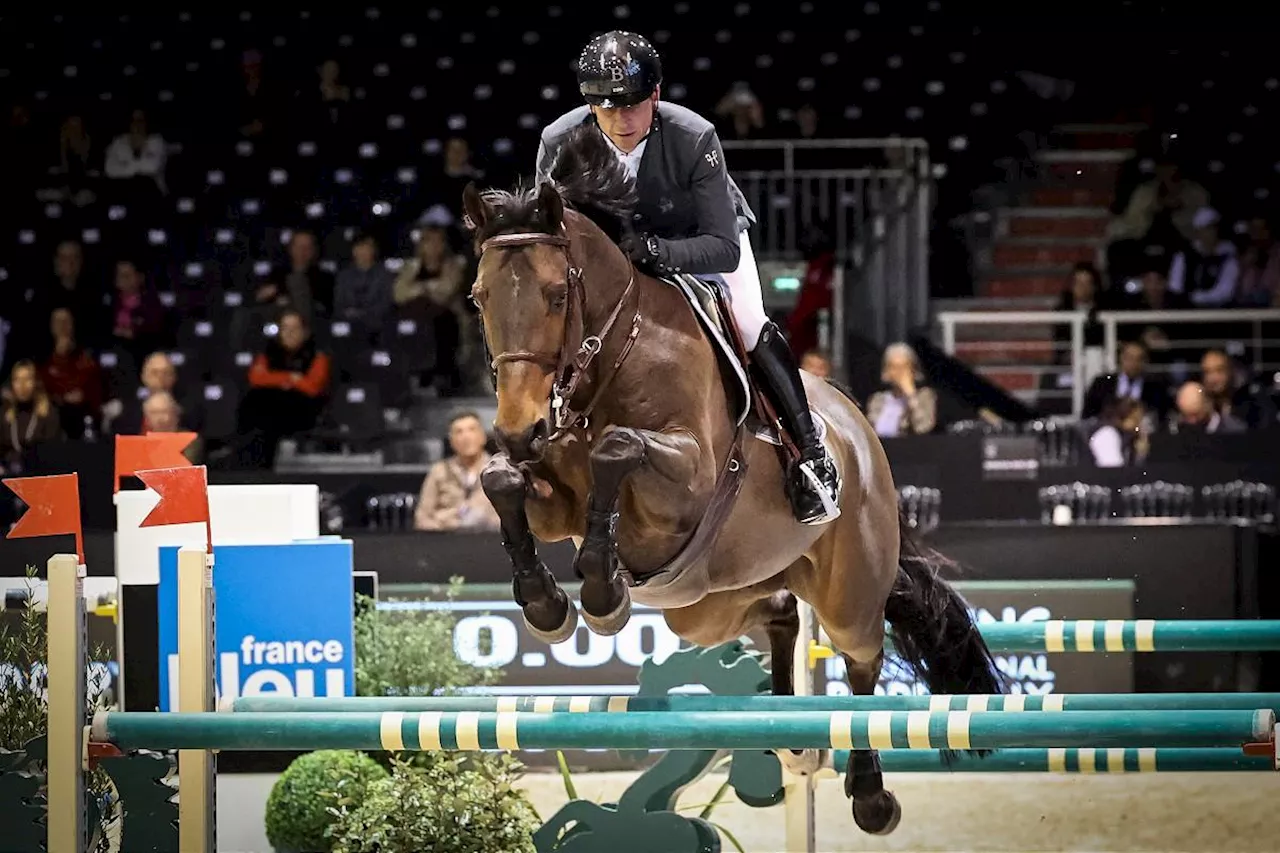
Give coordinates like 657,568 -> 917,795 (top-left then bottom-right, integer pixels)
581,585 -> 631,636
852,789 -> 902,836
524,594 -> 580,645
776,748 -> 826,777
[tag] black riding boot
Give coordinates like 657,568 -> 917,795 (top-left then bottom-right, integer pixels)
749,322 -> 842,525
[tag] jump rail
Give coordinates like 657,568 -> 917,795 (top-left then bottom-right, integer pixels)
91,708 -> 1277,752
898,619 -> 1280,653
229,692 -> 1280,714
832,747 -> 1278,774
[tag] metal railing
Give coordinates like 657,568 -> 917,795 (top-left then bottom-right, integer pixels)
934,308 -> 1280,417
724,138 -> 932,348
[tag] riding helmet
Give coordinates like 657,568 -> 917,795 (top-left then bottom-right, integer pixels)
576,30 -> 663,108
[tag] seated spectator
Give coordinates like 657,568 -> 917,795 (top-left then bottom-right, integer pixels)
393,223 -> 469,394
109,259 -> 167,365
104,109 -> 167,191
1105,156 -> 1209,282
0,360 -> 63,471
39,308 -> 103,439
1054,262 -> 1108,376
800,349 -> 832,379
104,351 -> 202,435
55,114 -> 98,207
1167,207 -> 1239,307
1082,339 -> 1169,422
270,229 -> 335,324
142,391 -> 203,462
866,343 -> 937,437
1199,348 -> 1277,430
334,231 -> 394,334
413,410 -> 500,532
1088,397 -> 1149,468
1115,259 -> 1192,363
237,309 -> 331,467
1235,216 -> 1280,307
1170,380 -> 1245,434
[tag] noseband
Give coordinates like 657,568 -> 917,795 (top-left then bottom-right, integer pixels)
479,228 -> 641,440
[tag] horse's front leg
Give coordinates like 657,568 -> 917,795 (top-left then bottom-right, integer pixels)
574,425 -> 703,635
481,454 -> 579,644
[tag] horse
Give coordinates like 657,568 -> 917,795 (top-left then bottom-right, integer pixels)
462,124 -> 1004,835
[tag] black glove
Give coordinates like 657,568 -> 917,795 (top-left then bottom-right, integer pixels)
621,231 -> 667,274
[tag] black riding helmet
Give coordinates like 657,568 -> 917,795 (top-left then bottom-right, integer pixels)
576,30 -> 662,109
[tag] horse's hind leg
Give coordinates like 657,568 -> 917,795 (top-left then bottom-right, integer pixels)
481,454 -> 579,644
842,649 -> 901,835
575,425 -> 704,635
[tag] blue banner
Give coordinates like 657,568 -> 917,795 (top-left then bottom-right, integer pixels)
157,541 -> 354,711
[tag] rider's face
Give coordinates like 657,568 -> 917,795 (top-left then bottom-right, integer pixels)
591,91 -> 658,153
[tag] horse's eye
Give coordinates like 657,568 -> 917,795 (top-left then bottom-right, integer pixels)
549,292 -> 567,311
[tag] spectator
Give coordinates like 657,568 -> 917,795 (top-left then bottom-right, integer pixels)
105,351 -> 201,435
1235,216 -> 1280,307
436,138 -> 484,220
715,81 -> 765,138
1167,207 -> 1239,307
0,360 -> 63,470
39,308 -> 103,439
1199,348 -> 1277,430
866,343 -> 937,437
785,225 -> 835,357
55,114 -> 97,206
1105,156 -> 1209,281
1170,380 -> 1245,434
1088,397 -> 1149,468
393,224 -> 469,394
237,49 -> 270,140
272,229 -> 335,324
108,259 -> 166,364
800,349 -> 832,379
1054,262 -> 1108,379
414,411 -> 500,532
1082,339 -> 1169,422
237,309 -> 331,467
142,391 -> 203,462
9,240 -> 100,370
334,232 -> 394,332
103,109 -> 168,195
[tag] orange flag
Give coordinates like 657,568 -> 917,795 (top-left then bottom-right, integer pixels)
135,466 -> 212,553
114,433 -> 197,493
3,473 -> 84,564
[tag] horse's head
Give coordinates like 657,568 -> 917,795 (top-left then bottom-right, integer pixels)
464,180 -> 577,462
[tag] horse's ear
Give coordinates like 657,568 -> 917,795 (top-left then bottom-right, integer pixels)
461,182 -> 487,231
537,181 -> 564,231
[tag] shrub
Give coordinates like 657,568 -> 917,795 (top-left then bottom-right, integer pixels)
327,752 -> 539,853
353,580 -> 504,698
264,750 -> 389,853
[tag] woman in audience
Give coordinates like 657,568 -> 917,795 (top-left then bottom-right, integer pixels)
1088,397 -> 1149,467
1054,262 -> 1108,377
865,343 -> 937,437
236,309 -> 331,467
413,410 -> 500,532
109,258 -> 167,365
393,224 -> 469,394
0,360 -> 63,471
39,308 -> 103,438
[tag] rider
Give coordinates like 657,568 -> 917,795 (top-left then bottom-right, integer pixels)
535,30 -> 841,525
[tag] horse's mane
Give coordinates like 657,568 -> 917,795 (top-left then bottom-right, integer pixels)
476,123 -> 638,246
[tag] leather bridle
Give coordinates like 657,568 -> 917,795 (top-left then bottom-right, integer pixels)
478,227 -> 642,441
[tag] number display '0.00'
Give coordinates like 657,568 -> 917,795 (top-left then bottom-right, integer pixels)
452,613 -> 682,669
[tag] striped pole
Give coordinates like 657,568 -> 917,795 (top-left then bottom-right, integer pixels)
931,619 -> 1280,653
91,709 -> 1276,752
833,747 -> 1277,774
229,692 -> 1280,715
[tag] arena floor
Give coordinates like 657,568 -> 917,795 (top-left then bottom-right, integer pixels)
518,769 -> 1279,852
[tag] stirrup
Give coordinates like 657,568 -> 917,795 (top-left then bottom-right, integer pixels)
792,456 -> 842,525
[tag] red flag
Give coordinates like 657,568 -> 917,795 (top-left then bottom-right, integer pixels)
114,433 -> 196,493
3,473 -> 84,564
135,466 -> 212,553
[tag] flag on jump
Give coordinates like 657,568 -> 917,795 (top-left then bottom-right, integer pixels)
135,465 -> 213,554
2,472 -> 85,564
113,432 -> 197,492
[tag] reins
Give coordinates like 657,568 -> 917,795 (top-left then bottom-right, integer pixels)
479,227 -> 642,441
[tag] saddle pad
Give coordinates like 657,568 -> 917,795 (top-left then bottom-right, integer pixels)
658,274 -> 751,426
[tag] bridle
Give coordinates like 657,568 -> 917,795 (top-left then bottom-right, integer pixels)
478,227 -> 642,442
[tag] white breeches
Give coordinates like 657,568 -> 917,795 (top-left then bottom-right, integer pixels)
720,230 -> 770,350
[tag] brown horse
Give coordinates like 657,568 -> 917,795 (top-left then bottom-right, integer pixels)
463,126 -> 1002,834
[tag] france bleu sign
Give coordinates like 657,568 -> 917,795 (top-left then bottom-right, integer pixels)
157,540 -> 354,711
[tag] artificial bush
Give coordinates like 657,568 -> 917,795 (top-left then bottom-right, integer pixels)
327,752 -> 540,853
264,750 -> 389,853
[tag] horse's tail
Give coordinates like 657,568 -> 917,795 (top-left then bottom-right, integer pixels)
883,514 -> 1007,698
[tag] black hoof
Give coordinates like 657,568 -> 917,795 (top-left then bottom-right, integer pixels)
523,588 -> 579,644
852,789 -> 902,836
581,581 -> 631,636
